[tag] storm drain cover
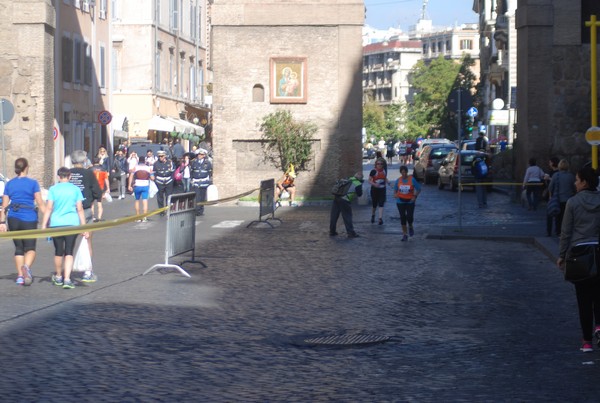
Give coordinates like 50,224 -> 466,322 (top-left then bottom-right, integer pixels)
303,333 -> 391,346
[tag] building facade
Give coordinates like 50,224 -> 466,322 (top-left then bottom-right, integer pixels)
111,0 -> 208,147
55,0 -> 111,168
363,38 -> 422,105
473,0 -> 517,145
211,0 -> 364,199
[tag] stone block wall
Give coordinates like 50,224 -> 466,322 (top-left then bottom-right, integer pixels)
516,0 -> 600,179
211,1 -> 364,199
0,0 -> 55,187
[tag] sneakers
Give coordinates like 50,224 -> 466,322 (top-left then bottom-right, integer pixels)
142,217 -> 148,222
409,227 -> 415,237
347,232 -> 360,239
22,265 -> 33,286
52,274 -> 64,286
81,272 -> 97,283
401,234 -> 408,242
15,276 -> 24,285
62,279 -> 75,289
581,341 -> 593,352
329,232 -> 338,236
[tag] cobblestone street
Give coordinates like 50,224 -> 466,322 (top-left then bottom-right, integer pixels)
0,166 -> 598,401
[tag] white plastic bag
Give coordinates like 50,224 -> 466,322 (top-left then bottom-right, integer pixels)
104,192 -> 113,202
73,237 -> 92,272
148,181 -> 158,198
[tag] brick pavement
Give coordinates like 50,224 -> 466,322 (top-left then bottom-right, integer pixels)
0,177 -> 598,401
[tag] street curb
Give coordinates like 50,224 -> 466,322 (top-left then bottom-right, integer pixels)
426,229 -> 558,263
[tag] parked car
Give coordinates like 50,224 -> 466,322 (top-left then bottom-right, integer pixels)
413,143 -> 458,184
461,139 -> 477,150
437,150 -> 491,191
414,138 -> 453,159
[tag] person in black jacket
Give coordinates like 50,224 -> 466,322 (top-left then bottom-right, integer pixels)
190,149 -> 213,216
153,150 -> 175,214
68,150 -> 102,283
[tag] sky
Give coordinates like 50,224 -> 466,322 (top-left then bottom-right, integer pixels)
364,0 -> 478,31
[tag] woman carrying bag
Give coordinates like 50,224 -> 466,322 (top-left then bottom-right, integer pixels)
557,166 -> 600,352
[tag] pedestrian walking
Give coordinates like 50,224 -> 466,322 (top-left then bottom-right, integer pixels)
153,150 -> 175,214
329,172 -> 363,238
369,159 -> 389,225
547,159 -> 576,236
393,165 -> 422,242
472,153 -> 490,208
128,156 -> 153,222
190,149 -> 212,216
112,149 -> 128,199
556,166 -> 600,352
68,150 -> 102,283
90,157 -> 110,222
179,154 -> 192,193
0,158 -> 46,286
41,167 -> 89,290
522,157 -> 545,211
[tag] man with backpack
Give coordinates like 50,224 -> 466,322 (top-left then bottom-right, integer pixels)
472,153 -> 490,208
329,172 -> 364,238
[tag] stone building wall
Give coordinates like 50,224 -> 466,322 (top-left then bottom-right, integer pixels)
210,1 -> 364,199
0,0 -> 55,187
515,0 -> 599,179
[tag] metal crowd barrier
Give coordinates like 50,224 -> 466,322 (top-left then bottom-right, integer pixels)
143,192 -> 205,278
247,179 -> 281,228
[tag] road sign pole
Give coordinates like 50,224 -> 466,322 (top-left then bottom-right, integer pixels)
457,88 -> 462,230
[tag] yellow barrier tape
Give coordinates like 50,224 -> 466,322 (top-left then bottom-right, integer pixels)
0,187 -> 260,240
459,182 -> 545,187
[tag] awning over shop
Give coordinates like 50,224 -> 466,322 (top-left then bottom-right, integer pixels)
164,117 -> 205,135
147,115 -> 205,135
147,115 -> 176,132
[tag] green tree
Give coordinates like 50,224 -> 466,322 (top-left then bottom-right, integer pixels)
260,110 -> 317,172
406,55 -> 477,140
362,100 -> 387,142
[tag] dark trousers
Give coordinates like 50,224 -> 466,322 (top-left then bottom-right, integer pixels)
329,197 -> 355,235
194,185 -> 207,215
526,184 -> 541,210
575,279 -> 600,341
547,202 -> 567,236
396,202 -> 415,226
156,181 -> 174,210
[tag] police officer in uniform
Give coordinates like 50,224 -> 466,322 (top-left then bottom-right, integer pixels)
191,148 -> 212,216
153,150 -> 175,213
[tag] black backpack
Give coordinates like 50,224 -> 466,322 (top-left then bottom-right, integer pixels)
331,178 -> 352,196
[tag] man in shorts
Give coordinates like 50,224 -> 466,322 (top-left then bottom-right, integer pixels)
128,156 -> 154,222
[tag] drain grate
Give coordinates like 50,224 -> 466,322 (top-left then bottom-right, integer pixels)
303,333 -> 391,346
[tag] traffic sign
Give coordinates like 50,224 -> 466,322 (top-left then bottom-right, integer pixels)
0,98 -> 14,124
585,126 -> 600,146
467,107 -> 478,117
97,110 -> 112,125
53,126 -> 59,141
